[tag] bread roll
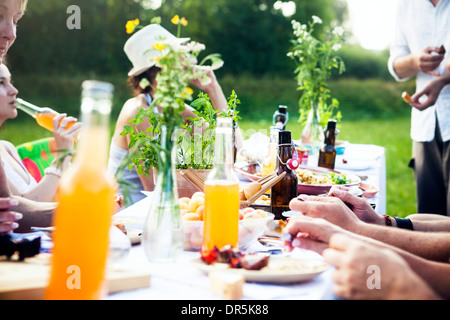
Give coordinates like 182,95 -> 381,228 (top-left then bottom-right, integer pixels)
239,188 -> 246,201
244,182 -> 261,200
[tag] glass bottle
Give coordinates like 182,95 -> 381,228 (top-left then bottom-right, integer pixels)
142,124 -> 183,263
45,81 -> 116,300
270,130 -> 298,220
203,118 -> 240,252
262,126 -> 280,176
318,119 -> 338,169
301,102 -> 324,165
16,98 -> 76,132
273,105 -> 289,130
232,119 -> 237,164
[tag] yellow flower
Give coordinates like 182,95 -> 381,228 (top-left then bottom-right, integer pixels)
181,87 -> 194,99
126,19 -> 140,34
171,15 -> 188,26
152,42 -> 165,51
171,15 -> 180,25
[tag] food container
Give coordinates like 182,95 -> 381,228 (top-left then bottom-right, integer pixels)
183,212 -> 274,251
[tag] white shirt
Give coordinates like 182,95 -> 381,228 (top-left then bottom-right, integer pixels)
388,0 -> 450,142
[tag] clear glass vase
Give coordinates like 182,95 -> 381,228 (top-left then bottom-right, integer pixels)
142,125 -> 183,263
301,102 -> 324,165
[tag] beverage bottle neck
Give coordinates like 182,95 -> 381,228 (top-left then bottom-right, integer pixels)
16,98 -> 56,118
277,130 -> 294,171
273,105 -> 288,130
207,117 -> 238,183
270,127 -> 280,144
324,121 -> 337,146
74,81 -> 113,168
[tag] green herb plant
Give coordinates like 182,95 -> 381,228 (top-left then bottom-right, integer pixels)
288,15 -> 346,127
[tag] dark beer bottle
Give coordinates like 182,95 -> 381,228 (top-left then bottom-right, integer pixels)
270,130 -> 298,220
318,119 -> 337,169
273,105 -> 289,130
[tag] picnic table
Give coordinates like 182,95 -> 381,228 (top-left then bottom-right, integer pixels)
108,143 -> 386,301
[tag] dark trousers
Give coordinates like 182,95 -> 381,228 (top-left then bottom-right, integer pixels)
411,122 -> 450,216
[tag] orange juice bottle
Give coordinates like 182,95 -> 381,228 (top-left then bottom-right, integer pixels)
16,98 -> 76,131
45,81 -> 116,300
203,118 -> 240,252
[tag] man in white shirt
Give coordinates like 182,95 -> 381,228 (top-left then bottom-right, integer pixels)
388,0 -> 450,215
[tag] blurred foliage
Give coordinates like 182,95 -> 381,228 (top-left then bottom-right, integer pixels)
7,0 -> 350,77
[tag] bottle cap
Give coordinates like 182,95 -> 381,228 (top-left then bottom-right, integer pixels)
279,130 -> 291,145
287,158 -> 300,170
327,119 -> 337,130
278,105 -> 287,114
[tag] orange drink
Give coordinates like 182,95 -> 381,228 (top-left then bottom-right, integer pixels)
16,98 -> 76,132
203,181 -> 239,251
202,118 -> 240,252
35,111 -> 76,132
45,81 -> 115,300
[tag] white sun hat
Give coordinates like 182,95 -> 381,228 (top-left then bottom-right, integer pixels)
124,24 -> 190,77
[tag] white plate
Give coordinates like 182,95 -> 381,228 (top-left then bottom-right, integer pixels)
192,255 -> 328,284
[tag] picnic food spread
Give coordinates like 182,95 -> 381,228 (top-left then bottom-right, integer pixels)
296,168 -> 350,185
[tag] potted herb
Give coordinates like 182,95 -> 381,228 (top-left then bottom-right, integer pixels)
288,15 -> 345,155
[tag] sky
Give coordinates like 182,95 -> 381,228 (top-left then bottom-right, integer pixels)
346,0 -> 398,51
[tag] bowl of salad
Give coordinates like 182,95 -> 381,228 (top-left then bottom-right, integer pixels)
295,166 -> 361,195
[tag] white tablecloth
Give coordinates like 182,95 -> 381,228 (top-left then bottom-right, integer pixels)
109,143 -> 385,300
107,246 -> 334,300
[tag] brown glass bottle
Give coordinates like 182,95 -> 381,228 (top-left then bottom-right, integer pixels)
318,119 -> 337,169
270,130 -> 298,220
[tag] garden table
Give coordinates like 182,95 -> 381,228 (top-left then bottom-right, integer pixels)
108,143 -> 385,301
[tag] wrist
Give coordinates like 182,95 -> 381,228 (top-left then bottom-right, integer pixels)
381,215 -> 397,227
44,166 -> 62,178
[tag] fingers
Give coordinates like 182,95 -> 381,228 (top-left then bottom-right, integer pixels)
290,195 -> 341,218
290,236 -> 329,254
0,210 -> 22,233
418,49 -> 444,74
0,198 -> 19,210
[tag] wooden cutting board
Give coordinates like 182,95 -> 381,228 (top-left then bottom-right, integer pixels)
0,253 -> 151,300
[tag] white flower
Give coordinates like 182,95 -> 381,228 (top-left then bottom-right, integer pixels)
185,41 -> 206,53
332,26 -> 344,37
332,44 -> 342,51
312,15 -> 322,24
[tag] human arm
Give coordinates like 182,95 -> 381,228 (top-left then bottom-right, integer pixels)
285,217 -> 449,299
7,114 -> 81,202
323,233 -> 442,300
328,186 -> 450,231
392,46 -> 444,79
289,195 -> 450,261
0,154 -> 55,233
409,71 -> 450,110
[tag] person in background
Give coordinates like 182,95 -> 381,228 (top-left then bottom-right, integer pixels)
0,0 -> 59,235
388,0 -> 450,215
0,64 -> 81,202
109,24 -> 241,205
0,156 -> 55,234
